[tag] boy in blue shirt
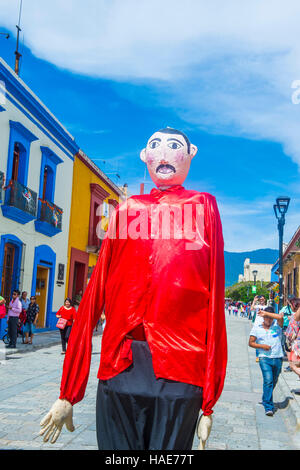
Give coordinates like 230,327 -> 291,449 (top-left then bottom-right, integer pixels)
249,306 -> 284,416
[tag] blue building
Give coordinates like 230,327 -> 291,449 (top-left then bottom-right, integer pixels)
0,58 -> 79,338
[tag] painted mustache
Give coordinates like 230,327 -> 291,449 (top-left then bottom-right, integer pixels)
156,164 -> 176,174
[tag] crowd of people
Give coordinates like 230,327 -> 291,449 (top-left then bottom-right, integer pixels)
0,289 -> 106,354
0,290 -> 40,348
226,294 -> 300,417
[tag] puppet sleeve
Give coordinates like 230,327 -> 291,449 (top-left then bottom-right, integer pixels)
202,195 -> 227,416
59,212 -> 116,406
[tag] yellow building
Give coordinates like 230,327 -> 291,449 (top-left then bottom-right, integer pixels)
65,149 -> 126,302
279,226 -> 300,304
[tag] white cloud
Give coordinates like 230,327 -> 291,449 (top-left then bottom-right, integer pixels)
2,0 -> 300,164
217,194 -> 300,252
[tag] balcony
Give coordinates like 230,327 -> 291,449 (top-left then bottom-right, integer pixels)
86,220 -> 107,253
1,179 -> 37,224
0,171 -> 4,203
34,199 -> 63,237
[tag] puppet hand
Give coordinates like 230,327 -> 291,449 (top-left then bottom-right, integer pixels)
40,399 -> 75,443
197,414 -> 213,450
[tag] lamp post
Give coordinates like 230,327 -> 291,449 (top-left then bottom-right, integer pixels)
274,196 -> 290,311
252,270 -> 258,294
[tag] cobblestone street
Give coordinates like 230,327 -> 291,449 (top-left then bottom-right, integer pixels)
1,316 -> 300,450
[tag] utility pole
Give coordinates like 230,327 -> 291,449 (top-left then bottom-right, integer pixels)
14,0 -> 23,76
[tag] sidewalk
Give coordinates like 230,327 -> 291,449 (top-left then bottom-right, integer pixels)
1,329 -> 101,357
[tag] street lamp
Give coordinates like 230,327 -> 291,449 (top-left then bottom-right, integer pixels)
252,270 -> 258,291
274,196 -> 290,311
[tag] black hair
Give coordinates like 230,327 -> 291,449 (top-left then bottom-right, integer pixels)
157,127 -> 191,153
264,306 -> 275,313
64,297 -> 73,306
13,290 -> 20,295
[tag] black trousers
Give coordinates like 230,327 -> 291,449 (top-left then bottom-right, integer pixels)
60,325 -> 72,352
96,340 -> 203,450
8,316 -> 19,347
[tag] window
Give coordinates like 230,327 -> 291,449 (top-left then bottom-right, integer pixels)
293,267 -> 299,297
288,272 -> 292,296
39,147 -> 63,204
88,184 -> 109,247
6,120 -> 37,187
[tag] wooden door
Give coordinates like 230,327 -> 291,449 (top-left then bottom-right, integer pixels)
1,243 -> 15,305
35,266 -> 49,328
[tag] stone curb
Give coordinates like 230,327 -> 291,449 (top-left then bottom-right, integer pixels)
1,339 -> 62,357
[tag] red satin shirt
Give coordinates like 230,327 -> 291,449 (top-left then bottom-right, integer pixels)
60,185 -> 227,416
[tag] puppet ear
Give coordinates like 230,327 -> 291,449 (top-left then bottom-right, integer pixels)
140,148 -> 147,163
190,144 -> 198,159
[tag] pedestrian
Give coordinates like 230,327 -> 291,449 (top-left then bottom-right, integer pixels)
233,302 -> 238,317
23,296 -> 39,345
6,290 -> 22,348
248,306 -> 284,416
20,291 -> 30,312
284,299 -> 300,379
251,296 -> 269,361
279,296 -> 295,370
240,303 -> 244,317
0,296 -> 6,334
74,290 -> 83,312
56,298 -> 76,355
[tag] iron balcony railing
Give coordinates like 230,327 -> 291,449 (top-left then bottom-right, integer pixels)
4,179 -> 37,217
39,199 -> 63,230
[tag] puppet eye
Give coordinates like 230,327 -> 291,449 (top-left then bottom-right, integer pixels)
167,141 -> 183,149
149,141 -> 160,149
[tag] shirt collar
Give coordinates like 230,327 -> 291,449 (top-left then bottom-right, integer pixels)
150,184 -> 185,198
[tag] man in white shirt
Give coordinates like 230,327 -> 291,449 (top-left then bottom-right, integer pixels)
249,307 -> 284,416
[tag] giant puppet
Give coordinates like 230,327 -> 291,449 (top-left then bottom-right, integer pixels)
40,127 -> 227,450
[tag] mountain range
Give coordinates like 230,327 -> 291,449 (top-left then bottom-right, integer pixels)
224,249 -> 278,287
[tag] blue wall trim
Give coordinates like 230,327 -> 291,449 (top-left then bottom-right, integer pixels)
0,60 -> 79,157
5,92 -> 75,162
31,245 -> 56,329
0,104 -> 5,112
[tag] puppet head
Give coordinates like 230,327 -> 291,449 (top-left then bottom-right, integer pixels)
140,127 -> 197,188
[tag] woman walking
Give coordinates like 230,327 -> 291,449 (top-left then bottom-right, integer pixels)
23,296 -> 39,344
56,298 -> 76,355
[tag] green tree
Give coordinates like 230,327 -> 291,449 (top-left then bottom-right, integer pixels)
225,281 -> 269,303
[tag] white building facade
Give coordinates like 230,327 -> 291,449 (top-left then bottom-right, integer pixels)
238,258 -> 273,283
0,58 -> 79,335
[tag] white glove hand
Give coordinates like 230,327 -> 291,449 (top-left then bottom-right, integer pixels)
197,414 -> 213,450
40,399 -> 75,444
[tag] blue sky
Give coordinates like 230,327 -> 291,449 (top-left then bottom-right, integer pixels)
1,0 -> 300,252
